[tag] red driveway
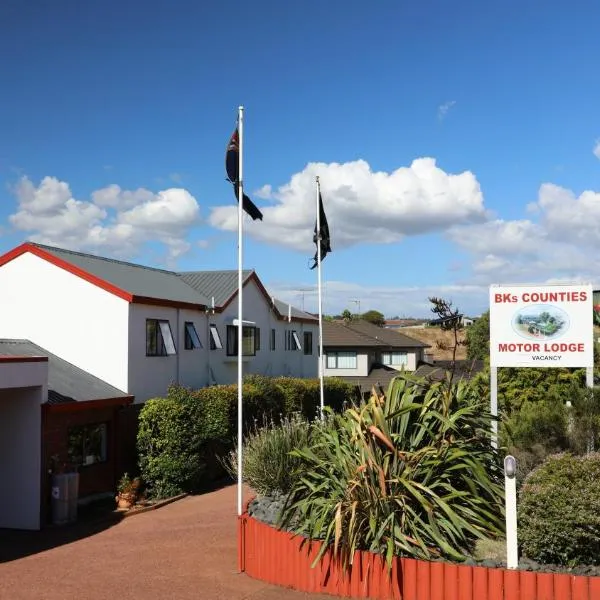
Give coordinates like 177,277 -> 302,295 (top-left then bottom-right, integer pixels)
0,485 -> 330,600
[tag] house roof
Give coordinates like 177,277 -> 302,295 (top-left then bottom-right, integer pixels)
333,363 -> 401,394
323,319 -> 430,349
30,243 -> 209,306
0,339 -> 130,404
272,299 -> 319,322
413,359 -> 485,382
178,269 -> 254,307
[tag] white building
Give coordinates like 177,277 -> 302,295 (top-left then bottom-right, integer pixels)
0,242 -> 319,403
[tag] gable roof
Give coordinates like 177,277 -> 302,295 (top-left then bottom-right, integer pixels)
323,319 -> 430,349
0,242 -> 314,323
0,339 -> 130,404
179,269 -> 254,307
272,298 -> 319,323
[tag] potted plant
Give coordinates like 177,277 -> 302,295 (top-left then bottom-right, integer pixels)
116,473 -> 142,509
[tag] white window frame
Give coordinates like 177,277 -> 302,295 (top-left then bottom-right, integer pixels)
210,324 -> 223,350
382,351 -> 408,366
292,330 -> 302,351
326,351 -> 357,369
184,321 -> 202,350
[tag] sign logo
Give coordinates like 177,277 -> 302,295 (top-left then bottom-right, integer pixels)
511,304 -> 570,341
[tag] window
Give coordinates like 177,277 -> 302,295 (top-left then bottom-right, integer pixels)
209,324 -> 223,350
326,351 -> 357,369
146,319 -> 176,356
184,322 -> 202,350
303,332 -> 313,355
68,423 -> 108,467
285,330 -> 302,351
382,351 -> 408,366
270,328 -> 276,351
226,325 -> 257,356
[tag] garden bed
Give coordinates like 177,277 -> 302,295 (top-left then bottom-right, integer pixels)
240,504 -> 600,600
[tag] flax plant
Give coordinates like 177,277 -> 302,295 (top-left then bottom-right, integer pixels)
279,375 -> 504,568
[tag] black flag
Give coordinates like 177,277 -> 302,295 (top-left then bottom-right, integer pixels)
225,128 -> 263,221
310,191 -> 331,269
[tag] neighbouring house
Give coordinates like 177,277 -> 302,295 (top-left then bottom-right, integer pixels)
0,339 -> 133,530
0,243 -> 319,404
322,319 -> 430,395
384,318 -> 429,329
428,314 -> 476,328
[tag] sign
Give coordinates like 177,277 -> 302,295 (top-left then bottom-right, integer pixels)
489,284 -> 593,368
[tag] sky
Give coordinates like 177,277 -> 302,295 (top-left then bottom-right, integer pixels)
2,0 -> 600,318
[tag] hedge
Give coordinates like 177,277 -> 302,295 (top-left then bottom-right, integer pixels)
137,376 -> 358,498
519,453 -> 600,565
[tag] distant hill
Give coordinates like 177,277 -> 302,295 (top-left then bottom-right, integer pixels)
402,326 -> 468,361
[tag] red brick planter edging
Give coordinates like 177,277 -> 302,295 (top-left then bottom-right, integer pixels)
238,512 -> 600,600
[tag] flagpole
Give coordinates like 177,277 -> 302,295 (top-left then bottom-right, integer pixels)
316,176 -> 325,419
237,105 -> 244,517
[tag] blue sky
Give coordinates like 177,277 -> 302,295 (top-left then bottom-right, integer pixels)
2,0 -> 600,317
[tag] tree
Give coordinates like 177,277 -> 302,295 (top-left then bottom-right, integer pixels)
341,309 -> 353,322
428,297 -> 462,375
361,309 -> 385,327
465,311 -> 490,360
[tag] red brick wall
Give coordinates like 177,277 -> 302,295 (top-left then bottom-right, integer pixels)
41,405 -> 119,524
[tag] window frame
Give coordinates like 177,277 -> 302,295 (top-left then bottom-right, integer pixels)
146,319 -> 177,357
226,325 -> 258,357
270,328 -> 276,351
184,321 -> 202,350
326,351 -> 358,369
381,351 -> 408,366
303,331 -> 313,355
67,422 -> 108,468
209,324 -> 223,350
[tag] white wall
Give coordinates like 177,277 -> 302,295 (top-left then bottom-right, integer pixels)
0,386 -> 44,530
0,360 -> 48,388
0,253 -> 130,391
206,281 -> 319,385
323,349 -> 370,377
128,304 -> 209,402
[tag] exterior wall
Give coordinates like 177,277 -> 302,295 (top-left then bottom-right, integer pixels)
208,281 -> 319,385
323,348 -> 370,377
375,349 -> 420,372
41,404 -> 121,525
128,304 -> 208,402
0,359 -> 48,388
0,253 -> 130,391
0,386 -> 44,530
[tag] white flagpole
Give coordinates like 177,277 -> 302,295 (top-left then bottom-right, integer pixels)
316,176 -> 325,419
237,106 -> 244,517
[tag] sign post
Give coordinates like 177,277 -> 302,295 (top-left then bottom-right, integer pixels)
489,283 -> 594,446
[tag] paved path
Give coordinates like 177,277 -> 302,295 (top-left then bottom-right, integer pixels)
0,485 -> 330,600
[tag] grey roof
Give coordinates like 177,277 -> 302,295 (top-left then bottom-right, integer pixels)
178,269 -> 254,307
32,243 -> 209,306
0,339 -> 129,404
413,359 -> 485,382
323,320 -> 430,349
272,299 -> 318,322
331,364 -> 401,394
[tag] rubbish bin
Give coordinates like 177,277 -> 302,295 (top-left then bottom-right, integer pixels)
67,472 -> 79,523
51,474 -> 69,525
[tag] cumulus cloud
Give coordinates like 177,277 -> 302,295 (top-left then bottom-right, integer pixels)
9,176 -> 200,262
254,184 -> 273,199
438,100 -> 456,121
210,158 -> 487,251
447,182 -> 600,286
594,140 -> 600,160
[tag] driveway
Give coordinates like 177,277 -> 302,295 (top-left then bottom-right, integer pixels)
0,484 -> 330,600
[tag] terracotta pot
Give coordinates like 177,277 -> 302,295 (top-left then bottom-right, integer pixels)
116,493 -> 135,509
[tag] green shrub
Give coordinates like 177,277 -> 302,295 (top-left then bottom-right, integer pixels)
224,414 -> 314,495
519,453 -> 600,566
280,376 -> 504,567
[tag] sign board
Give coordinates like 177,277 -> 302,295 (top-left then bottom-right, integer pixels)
489,284 -> 593,368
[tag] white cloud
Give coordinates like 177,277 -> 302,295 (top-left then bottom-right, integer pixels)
593,140 -> 600,160
447,182 -> 600,287
438,100 -> 456,121
254,184 -> 273,200
210,158 -> 487,251
9,176 -> 200,261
